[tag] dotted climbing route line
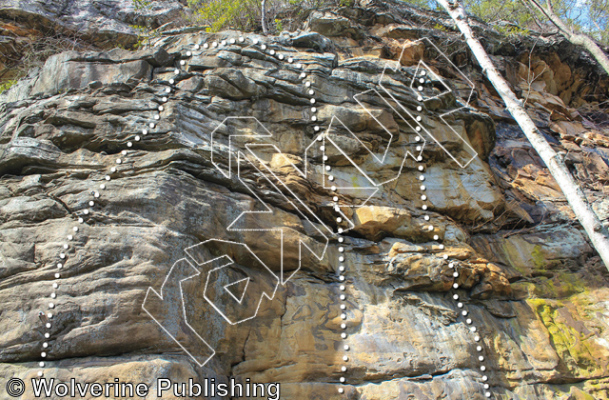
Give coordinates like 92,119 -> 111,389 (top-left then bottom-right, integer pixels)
417,71 -> 493,399
336,66 -> 493,398
37,66 -> 168,380
35,32 -> 494,399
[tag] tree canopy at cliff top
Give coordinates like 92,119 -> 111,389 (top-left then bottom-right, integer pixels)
181,0 -> 608,45
431,0 -> 608,45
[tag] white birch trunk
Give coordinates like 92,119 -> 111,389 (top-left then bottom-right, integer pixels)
437,0 -> 609,269
525,0 -> 609,75
261,0 -> 269,35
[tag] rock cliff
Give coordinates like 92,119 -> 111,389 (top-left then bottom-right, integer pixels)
1,0 -> 609,399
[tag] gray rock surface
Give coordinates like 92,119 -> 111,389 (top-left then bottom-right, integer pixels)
1,1 -> 609,400
0,0 -> 186,47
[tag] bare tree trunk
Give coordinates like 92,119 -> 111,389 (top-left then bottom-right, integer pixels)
261,0 -> 269,35
437,0 -> 609,270
525,0 -> 609,75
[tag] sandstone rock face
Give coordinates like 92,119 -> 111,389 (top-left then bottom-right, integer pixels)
1,1 -> 609,400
